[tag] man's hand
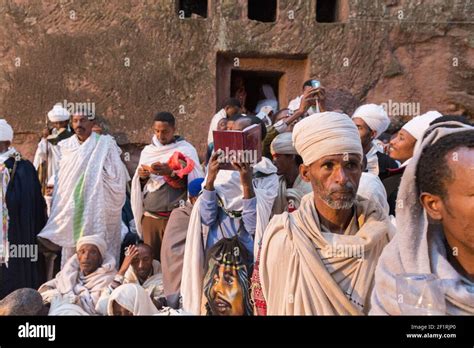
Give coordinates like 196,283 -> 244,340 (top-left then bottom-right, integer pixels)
151,162 -> 173,176
42,127 -> 50,139
138,166 -> 151,180
232,161 -> 254,199
118,245 -> 139,275
298,86 -> 326,113
205,151 -> 221,191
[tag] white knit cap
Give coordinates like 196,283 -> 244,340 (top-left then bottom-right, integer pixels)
76,235 -> 107,258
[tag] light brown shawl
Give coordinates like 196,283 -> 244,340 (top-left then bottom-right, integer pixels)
260,193 -> 391,315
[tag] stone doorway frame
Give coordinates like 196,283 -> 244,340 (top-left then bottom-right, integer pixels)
216,53 -> 310,112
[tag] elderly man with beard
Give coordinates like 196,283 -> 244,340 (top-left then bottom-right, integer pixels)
38,235 -> 116,315
257,112 -> 393,315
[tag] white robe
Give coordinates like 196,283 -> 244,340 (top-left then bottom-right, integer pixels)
33,130 -> 69,183
38,133 -> 128,265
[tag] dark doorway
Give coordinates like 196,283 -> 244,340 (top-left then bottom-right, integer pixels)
316,0 -> 337,23
230,70 -> 282,114
248,0 -> 277,22
178,0 -> 208,18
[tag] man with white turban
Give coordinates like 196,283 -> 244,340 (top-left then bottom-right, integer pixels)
38,235 -> 116,315
351,104 -> 398,180
270,132 -> 312,215
38,106 -> 128,267
384,111 -> 442,215
256,112 -> 393,315
0,119 -> 47,299
33,103 -> 73,193
371,121 -> 474,315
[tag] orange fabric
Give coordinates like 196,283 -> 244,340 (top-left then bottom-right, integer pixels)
163,151 -> 195,189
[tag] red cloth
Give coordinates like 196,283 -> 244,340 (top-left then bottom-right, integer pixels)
163,151 -> 195,189
251,245 -> 267,315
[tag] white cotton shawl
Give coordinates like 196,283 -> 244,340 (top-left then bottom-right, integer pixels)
39,252 -> 116,315
130,136 -> 204,238
38,134 -> 127,265
260,193 -> 392,315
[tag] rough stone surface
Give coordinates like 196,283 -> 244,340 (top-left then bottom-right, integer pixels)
0,0 -> 472,168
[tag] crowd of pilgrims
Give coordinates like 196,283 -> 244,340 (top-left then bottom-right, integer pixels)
0,79 -> 472,316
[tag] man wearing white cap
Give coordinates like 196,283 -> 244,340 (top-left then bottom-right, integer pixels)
0,119 -> 47,299
33,103 -> 73,192
270,132 -> 312,215
256,112 -> 393,315
384,111 -> 442,215
38,234 -> 116,315
38,106 -> 128,268
351,104 -> 398,180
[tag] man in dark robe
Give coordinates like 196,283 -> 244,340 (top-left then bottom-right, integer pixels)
0,119 -> 47,299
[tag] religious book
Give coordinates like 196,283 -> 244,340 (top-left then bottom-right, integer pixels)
213,123 -> 262,170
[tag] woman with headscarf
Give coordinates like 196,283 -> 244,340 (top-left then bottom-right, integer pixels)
383,111 -> 442,215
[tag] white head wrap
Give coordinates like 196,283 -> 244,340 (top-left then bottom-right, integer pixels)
76,235 -> 107,258
48,103 -> 71,122
0,119 -> 13,142
256,105 -> 274,126
47,175 -> 56,187
402,111 -> 443,141
107,283 -> 159,315
270,132 -> 297,155
292,112 -> 363,165
352,104 -> 390,138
